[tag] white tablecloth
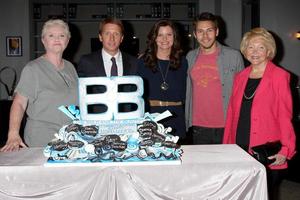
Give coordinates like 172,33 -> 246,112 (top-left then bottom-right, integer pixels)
0,144 -> 268,200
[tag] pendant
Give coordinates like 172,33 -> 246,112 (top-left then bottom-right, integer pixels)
160,82 -> 169,90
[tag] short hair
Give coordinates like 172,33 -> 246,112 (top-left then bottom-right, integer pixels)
99,18 -> 124,35
240,27 -> 276,60
193,12 -> 218,31
41,19 -> 71,39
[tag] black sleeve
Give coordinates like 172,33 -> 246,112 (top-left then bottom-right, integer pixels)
77,55 -> 88,77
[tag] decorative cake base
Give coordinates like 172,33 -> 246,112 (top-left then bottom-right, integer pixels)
44,113 -> 183,166
44,158 -> 181,167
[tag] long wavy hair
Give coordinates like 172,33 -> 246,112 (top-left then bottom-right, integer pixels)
142,20 -> 183,71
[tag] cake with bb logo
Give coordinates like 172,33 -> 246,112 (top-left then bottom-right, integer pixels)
43,76 -> 182,166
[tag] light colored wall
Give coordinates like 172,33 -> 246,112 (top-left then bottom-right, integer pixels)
219,0 -> 243,50
0,0 -> 30,100
198,0 -> 215,13
260,0 -> 300,78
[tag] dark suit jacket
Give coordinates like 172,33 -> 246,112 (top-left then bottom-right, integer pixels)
77,50 -> 137,77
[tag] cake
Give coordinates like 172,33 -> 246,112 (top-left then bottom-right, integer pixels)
43,76 -> 182,166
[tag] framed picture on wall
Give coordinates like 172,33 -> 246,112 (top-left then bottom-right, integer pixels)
6,36 -> 22,57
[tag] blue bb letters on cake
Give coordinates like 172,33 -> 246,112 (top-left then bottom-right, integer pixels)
79,76 -> 145,120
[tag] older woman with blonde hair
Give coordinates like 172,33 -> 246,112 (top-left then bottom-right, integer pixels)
223,27 -> 296,199
1,19 -> 78,151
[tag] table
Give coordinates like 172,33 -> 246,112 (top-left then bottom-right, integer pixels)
0,145 -> 268,200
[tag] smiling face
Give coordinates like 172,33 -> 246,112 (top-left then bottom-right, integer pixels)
194,20 -> 219,54
245,37 -> 270,67
99,23 -> 124,56
155,25 -> 174,53
42,25 -> 69,54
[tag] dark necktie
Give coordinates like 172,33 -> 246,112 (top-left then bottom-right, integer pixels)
110,57 -> 118,76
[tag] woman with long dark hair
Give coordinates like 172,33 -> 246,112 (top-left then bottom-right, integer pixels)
137,19 -> 188,140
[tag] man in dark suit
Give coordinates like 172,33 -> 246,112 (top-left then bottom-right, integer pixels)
77,18 -> 138,113
77,18 -> 137,77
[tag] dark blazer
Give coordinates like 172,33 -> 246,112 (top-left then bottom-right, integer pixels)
77,50 -> 138,77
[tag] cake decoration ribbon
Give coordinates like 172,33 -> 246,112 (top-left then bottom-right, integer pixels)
58,105 -> 81,120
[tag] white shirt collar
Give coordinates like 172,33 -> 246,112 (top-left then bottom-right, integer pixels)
101,49 -> 123,76
102,49 -> 121,61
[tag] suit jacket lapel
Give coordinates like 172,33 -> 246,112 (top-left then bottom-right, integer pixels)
122,53 -> 130,75
95,51 -> 106,76
235,67 -> 251,110
252,61 -> 273,99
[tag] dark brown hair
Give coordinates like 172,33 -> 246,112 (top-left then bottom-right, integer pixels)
193,12 -> 218,31
142,19 -> 183,71
99,18 -> 124,35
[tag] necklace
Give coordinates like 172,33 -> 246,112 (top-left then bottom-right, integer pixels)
157,60 -> 170,91
243,78 -> 261,100
243,90 -> 257,100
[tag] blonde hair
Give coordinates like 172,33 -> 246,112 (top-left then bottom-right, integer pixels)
41,19 -> 71,39
240,27 -> 276,60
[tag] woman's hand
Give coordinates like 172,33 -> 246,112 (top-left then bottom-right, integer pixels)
0,132 -> 27,152
268,154 -> 287,166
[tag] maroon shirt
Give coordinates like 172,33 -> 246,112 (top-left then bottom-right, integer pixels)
190,50 -> 224,127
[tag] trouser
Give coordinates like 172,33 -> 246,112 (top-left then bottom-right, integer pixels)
267,169 -> 287,200
192,126 -> 224,144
